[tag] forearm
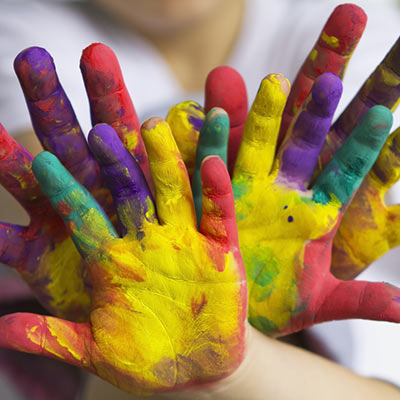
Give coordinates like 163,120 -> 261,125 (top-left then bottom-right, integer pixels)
82,324 -> 400,400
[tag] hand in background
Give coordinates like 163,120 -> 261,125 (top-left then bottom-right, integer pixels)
0,121 -> 247,396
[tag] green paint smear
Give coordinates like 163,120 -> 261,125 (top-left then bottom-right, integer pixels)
246,246 -> 279,302
248,315 -> 278,335
232,180 -> 250,200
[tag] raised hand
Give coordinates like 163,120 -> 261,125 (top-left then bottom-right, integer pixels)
0,121 -> 247,395
233,72 -> 400,337
0,43 -> 147,320
324,38 -> 400,279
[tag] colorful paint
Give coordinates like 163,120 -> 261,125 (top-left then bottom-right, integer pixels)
166,100 -> 205,177
322,38 -> 400,279
0,123 -> 90,321
80,43 -> 152,189
204,66 -> 248,173
0,122 -> 247,395
279,4 -> 367,144
231,73 -> 398,336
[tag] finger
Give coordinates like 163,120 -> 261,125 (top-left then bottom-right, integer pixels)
192,108 -> 229,222
313,106 -> 393,207
323,37 -> 400,166
277,73 -> 342,190
80,43 -> 153,189
14,47 -> 99,189
88,124 -> 156,238
166,100 -> 205,177
141,118 -> 196,228
370,126 -> 400,190
233,74 -> 290,180
316,279 -> 400,323
205,66 -> 248,173
0,223 -> 27,268
279,4 -> 367,143
32,151 -> 117,258
200,156 -> 239,250
0,123 -> 44,213
0,313 -> 94,371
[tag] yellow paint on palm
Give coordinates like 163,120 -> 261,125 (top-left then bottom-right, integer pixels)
90,222 -> 243,391
235,170 -> 338,331
36,238 -> 91,321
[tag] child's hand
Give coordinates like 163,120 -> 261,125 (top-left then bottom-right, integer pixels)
0,43 -> 147,321
190,72 -> 400,337
0,121 -> 247,396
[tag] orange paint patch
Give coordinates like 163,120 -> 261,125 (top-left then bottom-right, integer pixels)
191,293 -> 207,318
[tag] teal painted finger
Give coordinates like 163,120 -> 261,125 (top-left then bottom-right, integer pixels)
313,106 -> 393,206
32,152 -> 117,258
192,108 -> 229,222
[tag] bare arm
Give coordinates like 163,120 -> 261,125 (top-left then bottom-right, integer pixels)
83,324 -> 400,400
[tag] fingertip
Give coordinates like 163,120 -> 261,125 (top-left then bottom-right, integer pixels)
14,46 -> 58,101
141,117 -> 177,159
201,156 -> 231,196
310,72 -> 343,115
141,117 -> 168,134
166,101 -> 205,133
32,151 -> 61,188
253,73 -> 290,115
322,4 -> 367,54
205,66 -> 248,124
361,105 -> 393,144
80,42 -> 123,97
88,123 -> 123,164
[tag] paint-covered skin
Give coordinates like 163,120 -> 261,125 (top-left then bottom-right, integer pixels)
204,66 -> 248,172
166,100 -> 205,176
279,4 -> 367,143
192,108 -> 229,221
167,66 -> 248,177
0,121 -> 247,396
0,123 -> 90,321
229,73 -> 399,337
0,43 -> 149,321
323,38 -> 400,279
80,43 -> 153,189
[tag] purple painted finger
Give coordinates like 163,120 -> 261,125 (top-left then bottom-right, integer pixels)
88,124 -> 156,237
321,37 -> 400,167
277,73 -> 342,190
14,47 -> 99,190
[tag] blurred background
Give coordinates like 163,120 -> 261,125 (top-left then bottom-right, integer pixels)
0,0 -> 399,398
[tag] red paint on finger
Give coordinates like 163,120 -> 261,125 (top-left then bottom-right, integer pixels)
205,66 -> 248,173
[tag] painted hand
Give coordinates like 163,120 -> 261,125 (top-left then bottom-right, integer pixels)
0,121 -> 246,395
193,72 -> 400,337
325,39 -> 400,279
0,43 -> 147,320
276,8 -> 400,280
234,73 -> 400,336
